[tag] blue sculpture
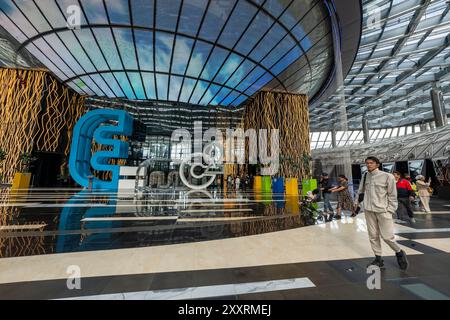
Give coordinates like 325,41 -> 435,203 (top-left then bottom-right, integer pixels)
69,109 -> 133,190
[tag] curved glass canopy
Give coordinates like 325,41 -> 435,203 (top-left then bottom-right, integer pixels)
0,0 -> 334,107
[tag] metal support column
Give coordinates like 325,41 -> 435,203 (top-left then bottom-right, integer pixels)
362,116 -> 370,143
430,85 -> 448,128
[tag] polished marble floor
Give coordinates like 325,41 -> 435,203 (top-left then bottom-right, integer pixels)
0,188 -> 449,300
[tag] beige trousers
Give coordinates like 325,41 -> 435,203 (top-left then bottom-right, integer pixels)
365,210 -> 401,256
419,195 -> 431,213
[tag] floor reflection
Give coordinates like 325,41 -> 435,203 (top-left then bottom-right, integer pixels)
0,188 -> 318,258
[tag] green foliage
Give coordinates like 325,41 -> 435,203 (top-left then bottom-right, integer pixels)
19,152 -> 37,173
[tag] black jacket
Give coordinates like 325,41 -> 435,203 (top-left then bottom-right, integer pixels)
321,178 -> 333,194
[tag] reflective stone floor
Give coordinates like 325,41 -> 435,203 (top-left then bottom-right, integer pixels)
1,188 -> 450,299
0,188 -> 317,258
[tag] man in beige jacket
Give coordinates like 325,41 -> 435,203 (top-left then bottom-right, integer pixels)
356,157 -> 409,270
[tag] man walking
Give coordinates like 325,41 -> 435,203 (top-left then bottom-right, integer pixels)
320,173 -> 335,220
356,157 -> 409,270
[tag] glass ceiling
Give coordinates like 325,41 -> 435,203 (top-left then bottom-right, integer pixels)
312,0 -> 450,131
0,0 -> 334,108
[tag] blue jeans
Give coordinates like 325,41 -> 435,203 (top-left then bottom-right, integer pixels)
323,193 -> 334,212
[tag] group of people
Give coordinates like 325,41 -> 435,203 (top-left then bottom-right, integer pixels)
319,168 -> 433,223
225,175 -> 250,192
320,156 -> 437,271
393,171 -> 432,222
320,172 -> 358,221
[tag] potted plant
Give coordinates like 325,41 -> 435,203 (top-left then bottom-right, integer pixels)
300,152 -> 317,197
12,152 -> 37,190
19,152 -> 37,173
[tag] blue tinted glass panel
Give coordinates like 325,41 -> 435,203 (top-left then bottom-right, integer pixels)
226,60 -> 255,87
33,38 -> 74,78
114,72 -> 136,99
1,0 -> 38,38
55,0 -> 89,25
200,84 -> 222,105
198,0 -> 237,42
15,0 -> 51,33
221,90 -> 240,106
155,32 -> 174,72
75,30 -> 109,70
131,0 -> 154,28
156,74 -> 169,100
235,12 -> 273,55
44,34 -> 84,75
218,1 -> 256,48
67,81 -> 87,95
251,24 -> 286,61
231,94 -> 247,107
179,78 -> 197,102
200,47 -> 229,81
80,0 -> 108,23
246,72 -> 273,95
189,81 -> 209,104
101,73 -> 125,97
186,42 -> 213,77
263,0 -> 291,17
59,31 -> 96,73
26,44 -> 66,80
128,72 -> 146,99
179,0 -> 208,37
156,0 -> 182,32
211,87 -> 231,105
80,76 -> 103,96
169,76 -> 183,101
0,10 -> 28,42
113,28 -> 138,69
142,73 -> 157,99
260,36 -> 296,68
105,0 -> 130,24
89,74 -> 114,97
235,67 -> 265,92
92,28 -> 123,69
172,36 -> 194,74
279,0 -> 307,29
135,30 -> 153,71
300,35 -> 312,51
292,24 -> 310,45
215,54 -> 243,84
35,0 -> 68,28
68,80 -> 93,95
271,46 -> 302,74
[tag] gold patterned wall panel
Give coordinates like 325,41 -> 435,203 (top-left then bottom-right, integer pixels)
242,91 -> 311,179
0,68 -> 85,184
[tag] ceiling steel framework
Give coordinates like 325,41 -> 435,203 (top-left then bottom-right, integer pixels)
312,0 -> 450,131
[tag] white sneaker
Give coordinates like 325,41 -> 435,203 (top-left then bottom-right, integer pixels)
410,218 -> 416,223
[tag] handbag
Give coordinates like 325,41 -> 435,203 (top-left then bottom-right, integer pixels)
427,187 -> 433,194
358,173 -> 367,203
